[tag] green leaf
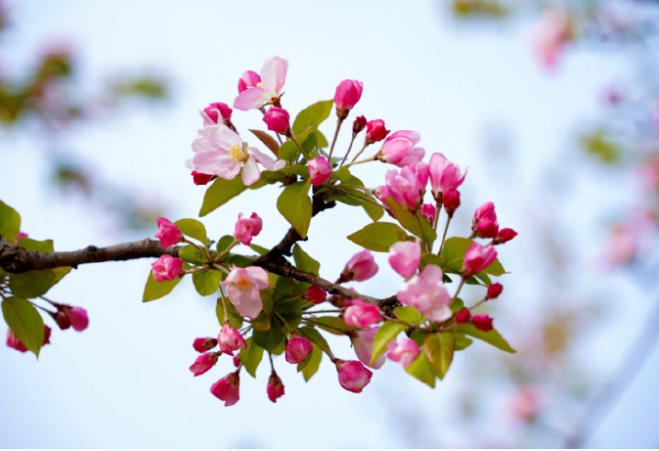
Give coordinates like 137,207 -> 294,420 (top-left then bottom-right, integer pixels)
300,131 -> 318,159
199,176 -> 248,217
451,298 -> 464,314
192,269 -> 221,296
331,166 -> 351,182
174,218 -> 208,244
370,321 -> 408,366
224,254 -> 252,268
8,270 -> 56,298
277,180 -> 312,239
292,100 -> 333,140
0,267 -> 5,279
249,244 -> 269,256
240,337 -> 264,378
279,141 -> 299,161
301,343 -> 322,381
216,235 -> 235,254
274,299 -> 302,329
216,297 -> 243,329
252,325 -> 284,352
142,269 -> 183,302
252,312 -> 271,332
405,351 -> 436,388
2,296 -> 44,357
423,333 -> 455,380
178,245 -> 205,265
293,244 -> 320,275
311,316 -> 358,335
394,306 -> 427,326
279,164 -> 310,178
440,237 -> 506,276
50,266 -> 71,287
454,323 -> 516,353
362,201 -> 384,222
17,238 -> 54,253
387,197 -> 437,246
347,222 -> 408,253
454,333 -> 473,351
0,200 -> 21,243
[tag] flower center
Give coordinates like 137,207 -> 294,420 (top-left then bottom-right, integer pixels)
229,142 -> 249,163
235,274 -> 251,290
256,82 -> 263,88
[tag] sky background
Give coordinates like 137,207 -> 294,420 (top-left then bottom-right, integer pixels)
1,0 -> 658,448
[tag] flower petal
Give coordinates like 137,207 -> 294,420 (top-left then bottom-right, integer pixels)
260,56 -> 288,96
233,87 -> 271,111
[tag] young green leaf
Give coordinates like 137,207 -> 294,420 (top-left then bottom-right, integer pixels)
347,222 -> 408,253
301,343 -> 323,381
423,333 -> 455,380
299,326 -> 330,353
292,100 -> 333,143
394,306 -> 427,326
199,176 -> 248,217
216,297 -> 243,329
311,316 -> 358,335
387,197 -> 436,246
405,351 -> 436,388
362,201 -> 384,222
2,296 -> 45,357
293,244 -> 320,275
240,337 -> 264,378
454,323 -> 516,353
216,235 -> 235,254
143,269 -> 183,302
454,333 -> 473,351
192,270 -> 221,296
17,238 -> 54,253
277,180 -> 312,239
440,237 -> 506,276
8,270 -> 56,299
252,325 -> 285,352
0,200 -> 21,243
370,321 -> 408,366
178,245 -> 206,265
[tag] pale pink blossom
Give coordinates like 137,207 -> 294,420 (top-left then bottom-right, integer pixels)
428,153 -> 468,199
151,255 -> 185,283
201,102 -> 232,126
155,217 -> 183,248
386,338 -> 420,369
352,327 -> 385,369
510,387 -> 541,421
531,8 -> 572,69
211,372 -> 240,407
377,131 -> 425,167
234,56 -> 288,111
378,162 -> 429,212
397,264 -> 452,323
472,202 -> 499,238
308,156 -> 332,186
222,265 -> 271,319
218,322 -> 247,356
267,373 -> 285,403
234,212 -> 263,246
237,70 -> 261,93
463,242 -> 497,277
285,333 -> 313,364
305,285 -> 327,304
339,249 -> 378,282
365,119 -> 390,143
191,124 -> 276,186
334,79 -> 363,118
336,360 -> 373,393
388,241 -> 421,279
189,352 -> 219,377
262,107 -> 290,134
193,337 -> 218,353
344,299 -> 381,328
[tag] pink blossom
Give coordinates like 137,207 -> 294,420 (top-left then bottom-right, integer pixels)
365,119 -> 390,143
285,333 -> 313,364
463,242 -> 497,277
305,285 -> 327,304
472,314 -> 494,331
155,217 -> 183,248
386,338 -> 420,369
234,212 -> 263,246
531,8 -> 572,69
352,327 -> 385,369
421,203 -> 436,224
191,124 -> 277,186
191,171 -> 216,186
262,107 -> 290,134
193,337 -> 218,353
397,264 -> 452,323
233,354 -> 241,367
218,322 -> 247,356
344,299 -> 382,328
15,232 -> 28,244
377,131 -> 425,167
388,241 -> 421,279
201,102 -> 232,125
308,156 -> 332,186
189,352 -> 219,377
267,373 -> 285,403
510,387 -> 541,421
234,56 -> 288,111
353,115 -> 367,134
334,79 -> 363,118
336,360 -> 373,393
487,283 -> 503,299
151,255 -> 185,283
455,308 -> 471,323
210,372 -> 240,407
222,265 -> 271,319
339,249 -> 378,282
6,327 -> 49,353
494,228 -> 517,245
428,153 -> 468,199
442,188 -> 461,216
378,162 -> 429,212
472,202 -> 499,239
237,70 -> 261,93
63,306 -> 89,332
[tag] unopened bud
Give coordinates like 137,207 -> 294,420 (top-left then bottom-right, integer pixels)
493,228 -> 518,245
455,308 -> 471,323
442,188 -> 461,216
352,115 -> 367,134
472,314 -> 494,331
486,283 -> 503,299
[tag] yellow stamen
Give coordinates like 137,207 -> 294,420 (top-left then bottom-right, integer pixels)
235,274 -> 251,289
229,142 -> 249,163
256,82 -> 263,88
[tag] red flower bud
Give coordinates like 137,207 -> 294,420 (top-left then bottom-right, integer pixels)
455,308 -> 471,323
472,314 -> 494,331
365,119 -> 390,144
494,228 -> 518,245
193,337 -> 218,353
486,283 -> 503,299
352,115 -> 367,134
442,188 -> 461,216
267,373 -> 285,403
191,171 -> 216,186
305,285 -> 327,305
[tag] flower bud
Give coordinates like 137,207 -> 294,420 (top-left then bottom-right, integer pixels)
386,338 -> 420,368
211,372 -> 240,406
388,241 -> 421,279
191,171 -> 216,186
151,255 -> 185,282
189,352 -> 219,377
305,285 -> 327,305
339,249 -> 378,283
155,217 -> 183,248
351,327 -> 385,369
285,334 -> 313,364
57,305 -> 89,332
472,314 -> 494,331
365,119 -> 390,144
233,354 -> 241,367
234,212 -> 263,246
352,115 -> 367,134
218,322 -> 247,356
267,373 -> 285,403
262,107 -> 290,135
487,283 -> 503,299
193,337 -> 218,353
308,156 -> 332,186
6,326 -> 51,353
428,152 -> 468,199
202,102 -> 232,125
377,130 -> 424,167
336,359 -> 373,393
463,243 -> 497,278
334,79 -> 363,119
344,299 -> 382,328
472,202 -> 499,239
53,311 -> 71,330
421,203 -> 436,225
455,308 -> 471,323
15,232 -> 28,244
442,188 -> 461,216
494,228 -> 518,245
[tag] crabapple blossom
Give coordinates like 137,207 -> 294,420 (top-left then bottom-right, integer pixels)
352,115 -> 367,134
428,153 -> 467,200
472,314 -> 494,331
57,305 -> 89,332
151,255 -> 185,283
267,373 -> 285,403
193,337 -> 218,353
262,107 -> 290,135
336,360 -> 373,393
234,56 -> 288,111
201,102 -> 232,126
455,308 -> 471,323
376,130 -> 425,167
351,327 -> 385,369
308,156 -> 332,186
155,217 -> 183,248
334,79 -> 363,119
378,162 -> 429,212
218,322 -> 247,356
339,249 -> 378,282
386,338 -> 420,369
389,240 -> 421,279
305,285 -> 327,304
237,70 -> 261,93
463,242 -> 497,277
397,264 -> 452,322
234,212 -> 263,246
365,119 -> 390,144
189,352 -> 219,377
211,372 -> 240,407
472,202 -> 499,239
442,188 -> 461,216
285,334 -> 313,364
494,228 -> 518,245
344,299 -> 381,328
222,265 -> 271,319
421,203 -> 436,224
487,283 -> 503,299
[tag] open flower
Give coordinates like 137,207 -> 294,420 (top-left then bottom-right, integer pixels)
201,102 -> 232,126
389,240 -> 421,279
218,322 -> 247,356
377,130 -> 425,167
191,124 -> 276,186
222,265 -> 271,319
378,162 -> 429,212
428,153 -> 467,200
234,212 -> 263,246
233,56 -> 288,111
397,264 -> 452,323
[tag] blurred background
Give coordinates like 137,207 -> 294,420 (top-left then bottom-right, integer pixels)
1,0 -> 659,447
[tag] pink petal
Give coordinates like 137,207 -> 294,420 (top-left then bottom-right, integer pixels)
260,56 -> 288,96
233,87 -> 272,111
